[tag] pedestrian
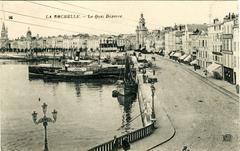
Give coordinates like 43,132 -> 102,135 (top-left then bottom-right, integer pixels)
112,135 -> 118,151
236,84 -> 239,94
153,69 -> 155,75
205,71 -> 207,77
122,137 -> 130,151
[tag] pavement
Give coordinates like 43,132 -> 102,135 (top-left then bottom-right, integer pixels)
119,62 -> 176,151
150,55 -> 239,151
183,63 -> 239,98
125,103 -> 176,151
124,54 -> 239,151
166,56 -> 239,99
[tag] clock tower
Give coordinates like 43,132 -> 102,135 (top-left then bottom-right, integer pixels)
136,13 -> 148,49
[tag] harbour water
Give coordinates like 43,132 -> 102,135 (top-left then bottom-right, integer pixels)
0,60 -> 142,151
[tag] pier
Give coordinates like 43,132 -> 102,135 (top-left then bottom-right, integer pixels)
87,55 -> 160,151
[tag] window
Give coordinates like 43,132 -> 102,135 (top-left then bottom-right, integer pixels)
226,40 -> 229,51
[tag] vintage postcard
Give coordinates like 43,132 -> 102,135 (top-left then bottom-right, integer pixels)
0,1 -> 239,151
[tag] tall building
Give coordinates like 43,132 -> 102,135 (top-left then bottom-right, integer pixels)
136,13 -> 148,49
26,27 -> 32,49
182,24 -> 208,55
164,28 -> 176,55
196,32 -> 210,70
0,22 -> 9,49
208,18 -> 223,65
222,13 -> 237,84
233,15 -> 239,85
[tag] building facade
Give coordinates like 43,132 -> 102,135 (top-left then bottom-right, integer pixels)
222,13 -> 237,84
164,28 -> 176,55
196,33 -> 210,70
233,16 -> 239,85
87,35 -> 100,51
100,37 -> 118,52
208,18 -> 223,65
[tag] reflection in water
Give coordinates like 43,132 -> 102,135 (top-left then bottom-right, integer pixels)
74,82 -> 81,97
116,93 -> 137,133
1,62 -> 142,151
52,82 -> 59,96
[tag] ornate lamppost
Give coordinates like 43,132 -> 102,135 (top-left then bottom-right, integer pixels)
150,83 -> 156,120
32,102 -> 57,151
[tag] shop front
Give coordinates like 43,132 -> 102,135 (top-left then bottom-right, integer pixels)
223,66 -> 234,84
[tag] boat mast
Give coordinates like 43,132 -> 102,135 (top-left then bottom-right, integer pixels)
53,44 -> 56,67
99,42 -> 101,65
124,52 -> 131,83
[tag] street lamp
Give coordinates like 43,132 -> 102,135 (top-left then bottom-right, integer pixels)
32,102 -> 57,151
150,83 -> 156,120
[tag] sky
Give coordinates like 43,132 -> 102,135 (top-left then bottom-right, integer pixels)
0,1 -> 238,39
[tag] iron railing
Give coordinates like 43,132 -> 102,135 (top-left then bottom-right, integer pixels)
87,122 -> 155,151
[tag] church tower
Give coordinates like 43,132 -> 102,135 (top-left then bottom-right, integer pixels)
0,22 -> 9,49
26,27 -> 32,40
136,13 -> 148,49
26,27 -> 32,49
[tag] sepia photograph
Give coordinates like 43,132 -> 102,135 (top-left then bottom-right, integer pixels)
0,0 -> 239,151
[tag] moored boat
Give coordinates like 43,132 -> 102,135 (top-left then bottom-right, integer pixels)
28,64 -> 62,75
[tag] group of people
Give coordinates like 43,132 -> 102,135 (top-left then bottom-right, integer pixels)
113,135 -> 130,151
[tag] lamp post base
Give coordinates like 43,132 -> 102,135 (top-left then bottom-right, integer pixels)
152,112 -> 156,119
44,148 -> 49,151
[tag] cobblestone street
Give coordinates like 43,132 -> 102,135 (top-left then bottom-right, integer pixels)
150,56 -> 239,151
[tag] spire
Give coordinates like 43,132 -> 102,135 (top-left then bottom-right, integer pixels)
2,22 -> 5,31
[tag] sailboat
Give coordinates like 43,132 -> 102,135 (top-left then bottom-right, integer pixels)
114,53 -> 138,96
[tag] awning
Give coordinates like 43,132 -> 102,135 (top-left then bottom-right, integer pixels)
183,55 -> 192,62
207,63 -> 221,73
169,52 -> 175,56
179,54 -> 188,60
173,52 -> 182,57
190,59 -> 198,65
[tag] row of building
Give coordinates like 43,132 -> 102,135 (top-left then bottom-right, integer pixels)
0,13 -> 239,85
135,13 -> 239,86
0,25 -> 136,52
